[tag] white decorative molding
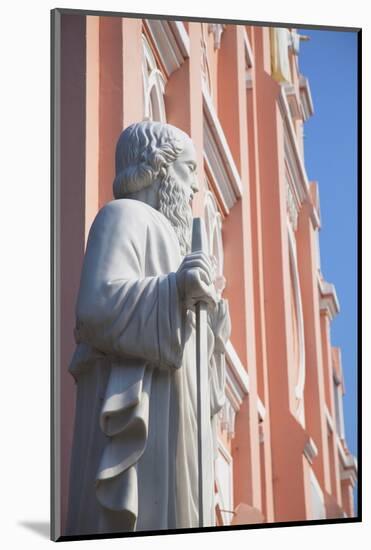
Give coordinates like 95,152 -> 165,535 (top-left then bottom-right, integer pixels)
225,340 -> 250,394
309,182 -> 321,224
334,370 -> 346,439
325,405 -> 335,433
309,468 -> 326,519
283,82 -> 302,121
278,88 -> 310,205
318,276 -> 340,320
337,437 -> 357,486
224,340 -> 266,423
144,19 -> 189,77
304,438 -> 318,464
225,360 -> 247,413
220,399 -> 237,439
337,437 -> 357,470
203,82 -> 243,210
171,20 -> 190,55
208,23 -> 225,49
218,439 -> 233,463
218,341 -> 247,441
286,177 -> 299,230
310,204 -> 321,231
201,26 -> 212,96
142,35 -> 167,123
287,223 -> 306,414
215,440 -> 234,525
243,28 -> 254,68
299,74 -> 314,121
340,461 -> 358,486
340,468 -> 357,486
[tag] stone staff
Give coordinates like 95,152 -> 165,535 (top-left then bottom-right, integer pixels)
192,217 -> 209,528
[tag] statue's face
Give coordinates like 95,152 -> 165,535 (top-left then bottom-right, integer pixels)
167,137 -> 199,208
156,136 -> 198,256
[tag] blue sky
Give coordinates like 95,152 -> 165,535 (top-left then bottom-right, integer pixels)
298,30 -> 358,465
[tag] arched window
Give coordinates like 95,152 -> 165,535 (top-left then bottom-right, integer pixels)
142,35 -> 167,123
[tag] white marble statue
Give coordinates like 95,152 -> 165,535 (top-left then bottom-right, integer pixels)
66,121 -> 231,536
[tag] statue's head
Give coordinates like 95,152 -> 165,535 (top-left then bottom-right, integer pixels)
113,121 -> 199,255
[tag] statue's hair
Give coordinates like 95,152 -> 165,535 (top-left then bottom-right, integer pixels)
113,121 -> 188,199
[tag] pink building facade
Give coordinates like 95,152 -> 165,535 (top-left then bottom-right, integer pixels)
56,12 -> 357,536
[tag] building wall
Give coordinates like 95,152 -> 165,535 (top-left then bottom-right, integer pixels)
58,14 -> 357,534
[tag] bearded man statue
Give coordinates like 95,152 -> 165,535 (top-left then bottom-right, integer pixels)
66,121 -> 231,536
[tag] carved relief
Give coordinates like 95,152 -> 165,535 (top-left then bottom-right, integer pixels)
208,23 -> 225,49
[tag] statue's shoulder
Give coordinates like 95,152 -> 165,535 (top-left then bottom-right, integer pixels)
99,198 -> 151,216
94,199 -> 155,227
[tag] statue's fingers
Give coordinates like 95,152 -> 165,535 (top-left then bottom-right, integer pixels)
182,252 -> 213,273
193,280 -> 217,308
196,266 -> 213,286
183,256 -> 212,273
181,259 -> 214,280
185,262 -> 213,285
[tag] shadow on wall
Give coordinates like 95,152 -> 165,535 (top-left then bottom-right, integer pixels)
18,521 -> 50,539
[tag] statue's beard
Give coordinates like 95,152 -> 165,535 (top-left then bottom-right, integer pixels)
158,174 -> 193,256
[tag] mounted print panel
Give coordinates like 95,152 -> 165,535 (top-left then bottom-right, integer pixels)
51,8 -> 360,542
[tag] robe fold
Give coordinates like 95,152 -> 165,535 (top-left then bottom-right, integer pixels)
66,199 -> 225,536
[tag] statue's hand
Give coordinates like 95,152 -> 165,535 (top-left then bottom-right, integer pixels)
176,251 -> 217,309
208,298 -> 231,353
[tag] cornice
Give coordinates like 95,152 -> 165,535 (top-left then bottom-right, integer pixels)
325,405 -> 335,433
337,437 -> 358,486
279,88 -> 320,231
144,19 -> 189,77
283,82 -> 302,121
318,276 -> 340,320
308,181 -> 321,229
299,74 -> 314,121
304,437 -> 318,464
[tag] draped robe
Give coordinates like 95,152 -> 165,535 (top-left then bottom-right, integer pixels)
66,198 -> 225,536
